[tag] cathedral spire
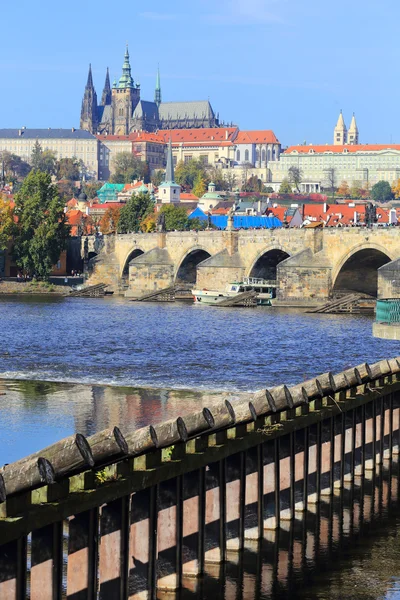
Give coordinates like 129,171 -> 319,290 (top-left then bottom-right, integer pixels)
154,66 -> 162,107
86,64 -> 94,89
80,64 -> 98,133
101,67 -> 111,105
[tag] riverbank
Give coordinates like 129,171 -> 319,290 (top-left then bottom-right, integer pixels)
0,281 -> 69,295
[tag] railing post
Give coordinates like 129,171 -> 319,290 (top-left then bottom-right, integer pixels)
204,460 -> 225,564
67,509 -> 98,600
31,522 -> 63,600
128,487 -> 157,600
182,468 -> 203,580
225,453 -> 245,552
99,497 -> 129,600
0,538 -> 27,600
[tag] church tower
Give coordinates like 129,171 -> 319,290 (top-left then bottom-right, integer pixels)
80,64 -> 98,133
101,67 -> 111,106
111,46 -> 141,135
158,140 -> 180,203
333,110 -> 347,145
347,113 -> 359,145
154,67 -> 162,108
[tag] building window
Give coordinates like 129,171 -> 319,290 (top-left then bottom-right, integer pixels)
200,155 -> 208,165
184,155 -> 193,164
245,150 -> 249,162
262,149 -> 266,162
236,150 -> 241,161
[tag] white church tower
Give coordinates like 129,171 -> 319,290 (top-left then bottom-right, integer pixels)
334,110 -> 347,145
347,113 -> 359,145
158,140 -> 181,203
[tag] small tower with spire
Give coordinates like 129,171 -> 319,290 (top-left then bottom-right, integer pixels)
347,113 -> 359,145
80,64 -> 98,133
333,110 -> 347,145
154,66 -> 162,108
101,68 -> 111,106
158,140 -> 180,203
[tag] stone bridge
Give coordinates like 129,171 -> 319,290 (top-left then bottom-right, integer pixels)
86,227 -> 400,303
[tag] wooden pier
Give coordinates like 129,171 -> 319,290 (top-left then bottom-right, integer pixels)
1,358 -> 400,598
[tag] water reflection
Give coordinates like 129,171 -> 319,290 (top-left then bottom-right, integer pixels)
0,379 -> 226,463
181,463 -> 400,600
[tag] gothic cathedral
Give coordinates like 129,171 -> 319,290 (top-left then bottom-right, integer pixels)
80,47 -> 220,134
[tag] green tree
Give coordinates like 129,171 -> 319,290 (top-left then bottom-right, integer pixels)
31,141 -> 43,170
371,180 -> 393,203
265,186 -> 274,194
83,181 -> 102,199
1,151 -> 31,183
151,169 -> 165,187
117,192 -> 155,233
288,166 -> 303,192
175,159 -> 207,189
0,196 -> 15,250
30,142 -> 57,175
111,153 -> 149,184
12,170 -> 69,279
56,180 -> 77,203
279,178 -> 292,194
192,172 -> 207,197
243,175 -> 264,193
159,204 -> 189,231
57,157 -> 80,181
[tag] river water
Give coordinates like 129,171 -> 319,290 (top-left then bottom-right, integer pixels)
1,295 -> 400,598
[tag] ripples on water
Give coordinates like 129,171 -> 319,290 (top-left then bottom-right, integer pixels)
1,297 -> 400,599
0,296 -> 398,390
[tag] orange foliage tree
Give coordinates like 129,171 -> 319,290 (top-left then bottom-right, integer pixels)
100,207 -> 121,234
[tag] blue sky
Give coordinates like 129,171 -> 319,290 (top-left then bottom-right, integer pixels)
1,0 -> 399,146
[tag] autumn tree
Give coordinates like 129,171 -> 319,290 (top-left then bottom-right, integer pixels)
118,192 -> 155,233
371,180 -> 393,203
338,181 -> 350,197
140,212 -> 157,232
192,172 -> 207,197
243,175 -> 264,193
279,178 -> 292,194
392,179 -> 400,199
100,206 -> 121,234
111,153 -> 150,184
350,180 -> 362,198
0,151 -> 31,183
224,170 -> 238,192
0,196 -> 14,250
288,166 -> 302,192
12,170 -> 69,278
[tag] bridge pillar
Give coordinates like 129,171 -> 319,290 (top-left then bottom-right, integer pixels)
126,249 -> 175,298
277,249 -> 332,307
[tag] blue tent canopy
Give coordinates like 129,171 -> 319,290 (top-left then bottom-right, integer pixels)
189,208 -> 282,229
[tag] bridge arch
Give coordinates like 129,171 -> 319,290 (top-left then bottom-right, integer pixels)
332,243 -> 394,297
246,246 -> 291,280
175,247 -> 212,286
121,248 -> 145,279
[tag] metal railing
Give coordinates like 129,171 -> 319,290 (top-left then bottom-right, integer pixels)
376,299 -> 400,324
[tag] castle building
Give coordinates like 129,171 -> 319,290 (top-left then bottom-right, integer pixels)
80,47 -> 220,135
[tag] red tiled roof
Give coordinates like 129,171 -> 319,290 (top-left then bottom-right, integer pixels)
96,132 -> 165,143
285,144 -> 400,154
158,128 -> 237,143
235,130 -> 279,144
180,192 -> 199,201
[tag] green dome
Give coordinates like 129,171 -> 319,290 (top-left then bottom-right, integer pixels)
138,184 -> 148,193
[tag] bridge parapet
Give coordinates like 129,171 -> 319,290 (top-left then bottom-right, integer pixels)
1,357 -> 400,596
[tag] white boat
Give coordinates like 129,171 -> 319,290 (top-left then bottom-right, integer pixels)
192,277 -> 276,306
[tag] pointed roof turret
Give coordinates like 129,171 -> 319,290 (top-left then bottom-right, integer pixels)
336,109 -> 346,129
165,139 -> 175,183
118,44 -> 134,89
348,112 -> 359,145
86,64 -> 94,89
154,66 -> 162,107
101,67 -> 111,105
